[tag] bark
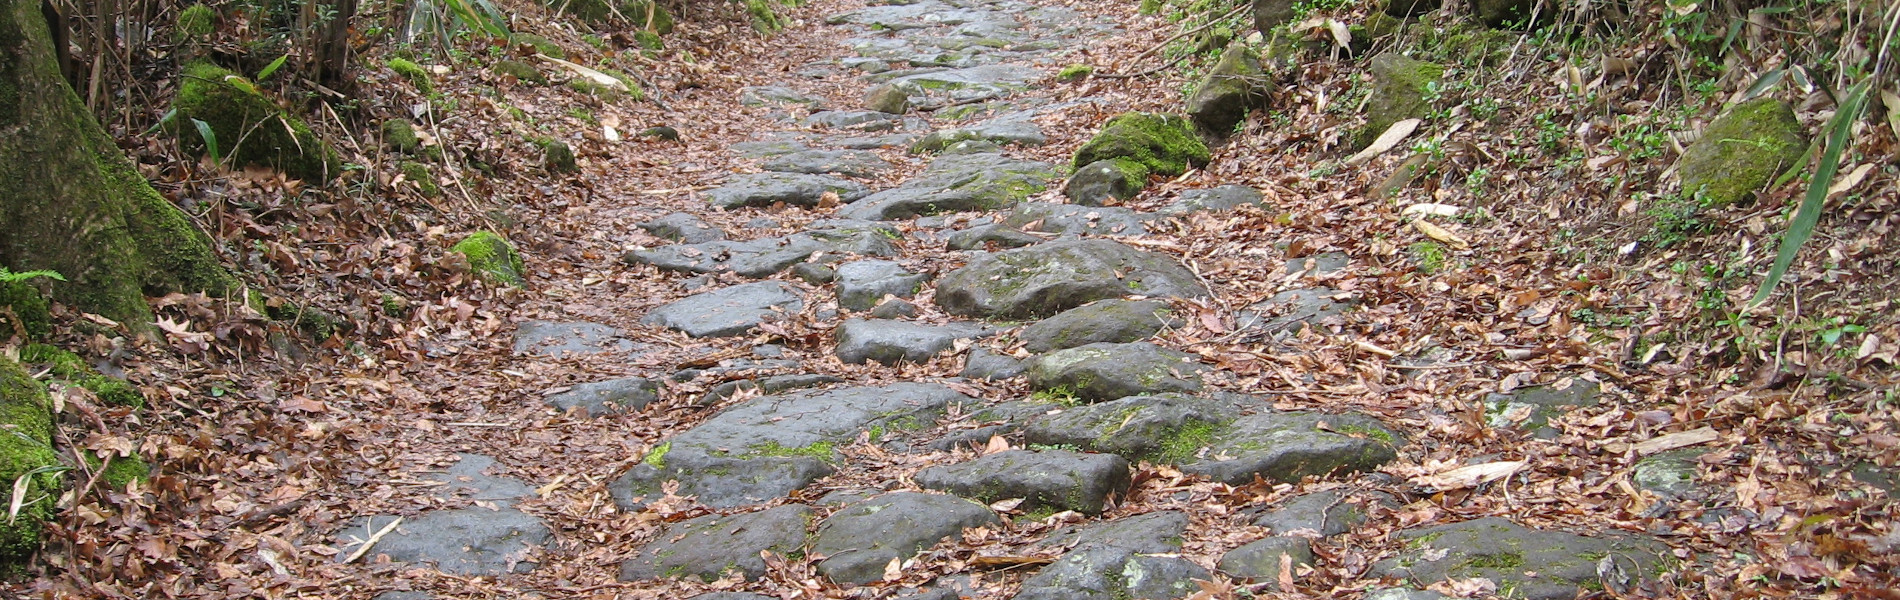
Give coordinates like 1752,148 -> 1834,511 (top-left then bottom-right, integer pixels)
0,0 -> 235,328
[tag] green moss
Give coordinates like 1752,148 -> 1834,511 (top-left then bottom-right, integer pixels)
382,119 -> 420,153
0,281 -> 51,340
633,30 -> 664,50
553,0 -> 613,22
400,161 -> 439,197
567,70 -> 645,101
1678,98 -> 1808,207
543,140 -> 578,174
18,344 -> 144,408
172,62 -> 340,181
451,231 -> 526,287
1072,112 -> 1211,177
0,358 -> 61,571
642,442 -> 670,468
1330,422 -> 1396,444
1056,63 -> 1094,82
84,450 -> 151,489
511,34 -> 565,59
1355,54 -> 1444,150
492,59 -> 546,85
175,4 -> 216,43
380,293 -> 410,317
622,0 -> 675,33
747,440 -> 837,460
1464,551 -> 1524,569
1138,0 -> 1163,13
386,58 -> 433,94
1156,420 -> 1220,464
746,0 -> 786,33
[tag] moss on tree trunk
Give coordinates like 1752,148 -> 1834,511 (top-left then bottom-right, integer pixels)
0,0 -> 236,328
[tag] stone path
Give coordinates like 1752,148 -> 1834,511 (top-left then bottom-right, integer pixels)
342,1 -> 1682,598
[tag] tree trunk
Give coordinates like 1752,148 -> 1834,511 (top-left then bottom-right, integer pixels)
0,0 -> 235,328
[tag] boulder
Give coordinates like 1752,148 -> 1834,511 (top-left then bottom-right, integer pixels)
642,281 -> 804,338
865,83 -> 911,114
1027,342 -> 1207,403
171,62 -> 340,181
1369,517 -> 1672,600
935,239 -> 1207,319
1072,112 -> 1210,177
546,377 -> 659,415
961,349 -> 1026,380
1020,299 -> 1177,352
704,172 -> 870,209
618,505 -> 813,582
835,260 -> 930,311
1024,394 -> 1232,461
1218,537 -> 1314,581
839,153 -> 1060,220
813,492 -> 1000,584
1355,54 -> 1444,150
914,449 -> 1131,515
1064,159 -> 1148,206
613,384 -> 971,508
1186,41 -> 1265,135
834,319 -> 990,365
1677,98 -> 1808,207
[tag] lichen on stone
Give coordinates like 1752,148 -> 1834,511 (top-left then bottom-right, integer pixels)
171,62 -> 340,182
1072,112 -> 1211,177
452,231 -> 527,287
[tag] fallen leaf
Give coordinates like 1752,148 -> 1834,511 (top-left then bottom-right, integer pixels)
1632,427 -> 1719,455
1346,118 -> 1421,165
1412,219 -> 1470,250
1411,460 -> 1527,490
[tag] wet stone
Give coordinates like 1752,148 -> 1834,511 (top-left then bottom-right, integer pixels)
1027,342 -> 1207,403
640,212 -> 726,244
704,172 -> 870,210
915,449 -> 1131,515
642,281 -> 804,338
1218,537 -> 1315,581
870,298 -> 920,319
512,321 -> 638,356
1006,202 -> 1151,236
946,224 -> 1042,251
1013,545 -> 1209,600
619,505 -> 813,582
1483,382 -> 1601,438
834,319 -> 990,365
935,239 -> 1207,319
762,149 -> 892,178
739,85 -> 826,108
839,152 -> 1060,220
1183,410 -> 1400,484
1034,510 -> 1188,553
1159,185 -> 1265,215
835,259 -> 930,310
865,83 -> 912,114
1234,288 -> 1351,338
812,492 -> 1000,585
960,348 -> 1025,380
912,117 -> 1046,153
546,377 -> 659,415
1370,517 -> 1671,600
1025,394 -> 1233,461
1020,299 -> 1177,353
613,383 -> 972,508
1064,159 -> 1145,206
1249,488 -> 1396,537
627,221 -> 899,278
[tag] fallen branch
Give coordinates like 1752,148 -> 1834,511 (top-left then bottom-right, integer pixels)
343,517 -> 404,564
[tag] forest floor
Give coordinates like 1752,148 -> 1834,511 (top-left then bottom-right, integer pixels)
10,0 -> 1900,598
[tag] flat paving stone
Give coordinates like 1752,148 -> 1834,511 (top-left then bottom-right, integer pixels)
512,321 -> 638,357
935,239 -> 1207,319
1027,342 -> 1208,403
915,449 -> 1130,515
704,172 -> 870,210
812,492 -> 999,585
642,281 -> 804,338
840,152 -> 1059,220
545,377 -> 659,415
1370,517 -> 1672,600
336,455 -> 547,576
619,505 -> 814,582
834,319 -> 990,365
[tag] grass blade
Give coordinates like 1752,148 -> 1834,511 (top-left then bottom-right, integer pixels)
190,118 -> 221,165
1748,81 -> 1872,308
257,54 -> 290,81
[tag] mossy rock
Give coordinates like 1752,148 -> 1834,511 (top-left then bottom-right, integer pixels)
492,59 -> 547,85
1071,112 -> 1210,177
0,358 -> 62,572
1354,53 -> 1443,151
386,58 -> 433,94
85,450 -> 151,490
400,161 -> 440,197
633,30 -> 664,51
1678,98 -> 1807,207
1471,0 -> 1536,28
245,292 -> 342,340
621,0 -> 675,33
0,280 -> 52,340
745,0 -> 786,33
18,344 -> 145,408
172,62 -> 340,182
567,70 -> 644,101
382,119 -> 420,153
1056,64 -> 1093,82
511,33 -> 565,59
543,140 -> 578,173
174,4 -> 216,43
552,0 -> 614,22
452,231 -> 526,287
1185,41 -> 1265,136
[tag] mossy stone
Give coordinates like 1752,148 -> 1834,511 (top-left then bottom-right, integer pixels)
621,0 -> 675,33
18,344 -> 145,408
492,60 -> 547,85
1355,53 -> 1444,151
1678,98 -> 1807,207
1185,41 -> 1265,135
552,0 -> 613,22
1056,63 -> 1093,81
544,140 -> 578,173
1072,112 -> 1211,177
175,4 -> 216,43
0,281 -> 51,340
0,358 -> 61,572
633,30 -> 664,51
400,161 -> 439,197
511,33 -> 565,59
386,58 -> 433,94
172,62 -> 340,182
452,231 -> 526,287
382,119 -> 420,153
85,450 -> 151,490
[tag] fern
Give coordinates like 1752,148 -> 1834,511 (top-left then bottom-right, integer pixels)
0,267 -> 65,284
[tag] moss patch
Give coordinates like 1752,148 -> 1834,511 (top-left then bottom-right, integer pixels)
643,442 -> 671,468
0,281 -> 51,340
175,4 -> 216,43
1156,420 -> 1220,463
746,440 -> 836,460
1072,112 -> 1211,177
1056,63 -> 1093,81
622,0 -> 675,33
1678,98 -> 1808,207
0,358 -> 62,572
400,161 -> 439,197
511,34 -> 565,59
382,119 -> 420,153
386,58 -> 433,94
85,450 -> 151,490
492,59 -> 546,85
1355,53 -> 1444,151
451,231 -> 526,287
18,344 -> 145,408
172,62 -> 339,181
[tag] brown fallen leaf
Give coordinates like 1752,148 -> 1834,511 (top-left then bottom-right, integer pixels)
1412,220 -> 1470,250
969,555 -> 1056,569
1632,427 -> 1719,455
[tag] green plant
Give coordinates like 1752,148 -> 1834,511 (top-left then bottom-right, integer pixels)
1749,81 -> 1872,307
1643,194 -> 1710,248
1813,317 -> 1867,347
0,269 -> 63,284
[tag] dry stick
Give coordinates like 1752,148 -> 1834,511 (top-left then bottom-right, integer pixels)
343,517 -> 405,564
